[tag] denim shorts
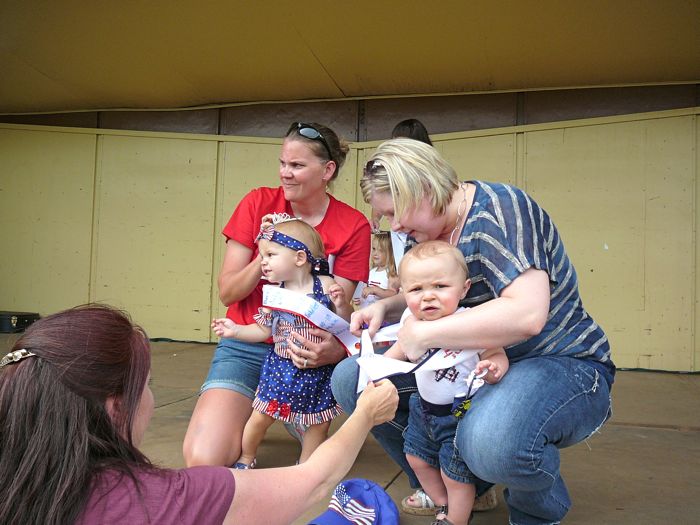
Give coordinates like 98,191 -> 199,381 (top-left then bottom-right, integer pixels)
403,393 -> 474,484
200,337 -> 272,399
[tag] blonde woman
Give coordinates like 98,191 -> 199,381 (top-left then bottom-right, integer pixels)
332,138 -> 614,525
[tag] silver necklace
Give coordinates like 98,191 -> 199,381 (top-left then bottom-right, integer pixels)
449,183 -> 468,245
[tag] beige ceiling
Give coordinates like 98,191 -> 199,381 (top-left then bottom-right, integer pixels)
1,1 -> 699,114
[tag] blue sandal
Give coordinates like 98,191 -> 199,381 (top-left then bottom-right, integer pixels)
232,458 -> 256,469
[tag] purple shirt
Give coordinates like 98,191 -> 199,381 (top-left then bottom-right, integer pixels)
76,466 -> 235,524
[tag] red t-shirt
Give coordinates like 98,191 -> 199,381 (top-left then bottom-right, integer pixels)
222,186 -> 371,325
76,466 -> 234,524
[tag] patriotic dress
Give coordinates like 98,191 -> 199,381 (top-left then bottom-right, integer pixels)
251,276 -> 342,425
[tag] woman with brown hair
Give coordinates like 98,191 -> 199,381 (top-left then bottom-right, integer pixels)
0,304 -> 398,525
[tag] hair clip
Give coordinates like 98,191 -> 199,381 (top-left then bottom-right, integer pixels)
0,349 -> 37,368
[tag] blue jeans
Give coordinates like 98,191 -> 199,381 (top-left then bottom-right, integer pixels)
332,353 -> 422,488
331,355 -> 613,524
404,394 -> 474,484
201,338 -> 271,399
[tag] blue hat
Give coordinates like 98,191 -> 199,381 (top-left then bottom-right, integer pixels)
308,478 -> 400,525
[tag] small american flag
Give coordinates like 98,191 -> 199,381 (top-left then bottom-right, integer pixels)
328,483 -> 376,524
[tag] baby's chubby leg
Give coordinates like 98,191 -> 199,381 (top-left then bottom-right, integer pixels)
238,410 -> 275,467
298,420 -> 331,463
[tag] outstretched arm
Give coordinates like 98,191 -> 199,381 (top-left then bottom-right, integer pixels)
223,380 -> 399,525
211,317 -> 271,343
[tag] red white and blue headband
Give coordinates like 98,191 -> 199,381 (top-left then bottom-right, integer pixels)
256,214 -> 330,276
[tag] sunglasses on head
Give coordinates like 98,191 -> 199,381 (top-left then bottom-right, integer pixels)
287,122 -> 333,161
364,159 -> 384,178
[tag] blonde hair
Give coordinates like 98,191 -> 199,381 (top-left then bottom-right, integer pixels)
273,219 -> 326,259
360,138 -> 459,219
398,240 -> 468,281
371,231 -> 398,280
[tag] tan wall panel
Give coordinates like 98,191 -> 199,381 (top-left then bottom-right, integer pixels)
524,117 -> 696,371
437,134 -> 517,186
331,147 -> 360,210
93,135 -> 218,341
1,109 -> 697,371
212,141 -> 282,329
0,128 -> 95,314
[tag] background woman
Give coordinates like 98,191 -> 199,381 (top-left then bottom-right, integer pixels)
184,122 -> 371,467
332,138 -> 615,525
391,118 -> 433,146
0,304 -> 398,525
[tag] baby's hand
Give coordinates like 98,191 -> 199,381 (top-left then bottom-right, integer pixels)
328,283 -> 347,306
475,359 -> 504,384
211,317 -> 239,339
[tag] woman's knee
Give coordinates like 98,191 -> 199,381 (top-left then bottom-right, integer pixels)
183,389 -> 251,467
330,356 -> 360,413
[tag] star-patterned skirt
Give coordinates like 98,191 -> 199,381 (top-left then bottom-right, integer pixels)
252,350 -> 341,425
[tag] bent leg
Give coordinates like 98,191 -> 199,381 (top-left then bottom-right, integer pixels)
331,354 -> 421,488
183,338 -> 269,467
457,357 -> 612,525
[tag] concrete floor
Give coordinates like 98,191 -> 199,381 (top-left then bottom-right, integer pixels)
4,335 -> 699,523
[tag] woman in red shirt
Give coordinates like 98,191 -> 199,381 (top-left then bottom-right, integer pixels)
183,123 -> 371,468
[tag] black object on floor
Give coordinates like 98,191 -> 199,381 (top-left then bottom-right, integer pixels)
0,311 -> 40,333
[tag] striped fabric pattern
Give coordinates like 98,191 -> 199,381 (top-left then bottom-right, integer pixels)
254,308 -> 323,359
456,181 -> 612,367
251,397 -> 341,425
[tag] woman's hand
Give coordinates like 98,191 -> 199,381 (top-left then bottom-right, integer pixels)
355,379 -> 399,426
349,301 -> 388,337
287,327 -> 346,368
